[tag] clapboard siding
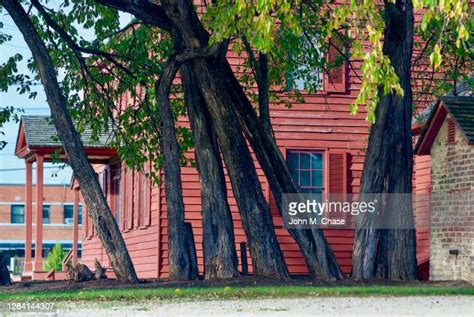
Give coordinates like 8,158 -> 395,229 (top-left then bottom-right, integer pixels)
413,155 -> 431,265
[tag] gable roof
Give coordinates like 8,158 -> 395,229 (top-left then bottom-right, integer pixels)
442,96 -> 474,142
15,115 -> 114,159
415,95 -> 474,155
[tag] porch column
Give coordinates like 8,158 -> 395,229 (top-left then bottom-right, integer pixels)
24,160 -> 33,272
33,154 -> 44,271
72,188 -> 79,267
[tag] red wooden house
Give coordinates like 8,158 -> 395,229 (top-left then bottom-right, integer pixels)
14,17 -> 440,280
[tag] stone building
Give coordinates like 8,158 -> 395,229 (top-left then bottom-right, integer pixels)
416,89 -> 474,283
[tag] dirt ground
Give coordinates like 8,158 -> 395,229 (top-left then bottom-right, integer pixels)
1,275 -> 471,294
54,296 -> 474,316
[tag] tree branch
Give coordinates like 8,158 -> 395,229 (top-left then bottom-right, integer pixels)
241,37 -> 272,135
242,37 -> 261,84
95,0 -> 174,32
3,0 -> 139,283
31,0 -> 137,79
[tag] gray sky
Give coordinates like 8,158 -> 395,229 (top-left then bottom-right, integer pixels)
0,6 -> 131,185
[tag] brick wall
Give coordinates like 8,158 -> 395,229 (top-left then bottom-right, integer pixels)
0,184 -> 81,247
429,116 -> 474,283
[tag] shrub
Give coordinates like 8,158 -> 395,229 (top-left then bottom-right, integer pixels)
44,244 -> 66,272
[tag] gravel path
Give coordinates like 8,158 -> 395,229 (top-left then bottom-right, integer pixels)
51,296 -> 473,317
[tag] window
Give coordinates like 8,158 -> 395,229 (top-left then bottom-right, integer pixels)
114,171 -> 121,226
11,205 -> 24,224
64,205 -> 83,225
286,64 -> 323,91
123,168 -> 129,230
99,168 -> 109,196
287,151 -> 324,200
286,34 -> 324,91
42,205 -> 51,224
138,173 -> 146,226
138,172 -> 148,227
79,206 -> 83,225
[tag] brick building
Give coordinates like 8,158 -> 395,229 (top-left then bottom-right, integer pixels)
0,184 -> 82,272
416,85 -> 474,283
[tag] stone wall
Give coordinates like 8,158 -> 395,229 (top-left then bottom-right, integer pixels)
429,116 -> 474,283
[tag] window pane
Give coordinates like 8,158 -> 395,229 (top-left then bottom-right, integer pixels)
42,206 -> 50,224
311,171 -> 323,187
123,168 -> 128,227
311,153 -> 323,169
310,192 -> 322,202
11,205 -> 24,224
311,187 -> 323,194
286,150 -> 325,193
78,205 -> 83,225
140,173 -> 147,226
300,170 -> 311,187
287,152 -> 299,173
64,205 -> 73,224
115,177 -> 121,225
300,153 -> 311,169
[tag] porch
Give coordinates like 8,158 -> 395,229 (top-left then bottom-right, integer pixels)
14,115 -> 116,280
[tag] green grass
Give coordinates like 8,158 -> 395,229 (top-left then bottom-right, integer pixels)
0,285 -> 472,302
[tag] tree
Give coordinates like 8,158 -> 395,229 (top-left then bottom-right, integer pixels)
2,0 -> 139,283
3,0 -> 240,280
18,0 -> 338,279
181,63 -> 239,279
2,0 -> 469,281
328,0 -> 472,280
352,0 -> 417,280
94,0 -> 342,281
44,243 -> 66,272
0,252 -> 11,286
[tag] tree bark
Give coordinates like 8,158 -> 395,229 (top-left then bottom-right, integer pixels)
4,0 -> 139,283
352,0 -> 417,281
181,63 -> 239,279
184,222 -> 199,278
155,60 -> 198,280
221,61 -> 343,281
191,59 -> 289,278
257,53 -> 272,136
161,0 -> 289,279
242,38 -> 272,137
0,253 -> 11,286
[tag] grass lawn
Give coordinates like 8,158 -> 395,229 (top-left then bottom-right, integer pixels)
0,285 -> 472,302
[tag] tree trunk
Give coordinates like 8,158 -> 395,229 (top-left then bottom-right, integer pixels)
161,0 -> 289,279
68,263 -> 94,282
0,253 -> 11,286
352,0 -> 417,281
221,61 -> 343,281
4,0 -> 139,283
184,222 -> 199,278
191,59 -> 289,278
181,63 -> 239,279
257,53 -> 272,136
94,0 -> 341,280
155,61 -> 198,280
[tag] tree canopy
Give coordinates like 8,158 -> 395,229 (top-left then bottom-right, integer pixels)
1,0 -> 471,171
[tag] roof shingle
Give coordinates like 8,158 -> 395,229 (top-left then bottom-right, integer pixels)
20,115 -> 113,148
441,96 -> 474,144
